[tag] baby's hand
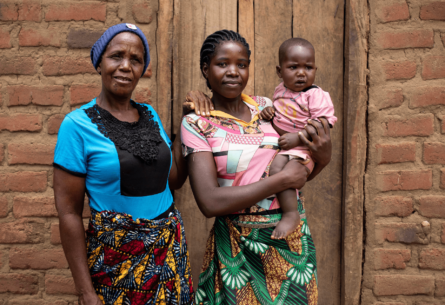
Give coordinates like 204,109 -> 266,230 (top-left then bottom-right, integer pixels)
259,106 -> 275,121
278,133 -> 300,150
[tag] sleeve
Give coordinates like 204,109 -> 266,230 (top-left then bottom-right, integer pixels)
146,105 -> 172,148
180,115 -> 212,158
53,116 -> 87,177
308,88 -> 337,128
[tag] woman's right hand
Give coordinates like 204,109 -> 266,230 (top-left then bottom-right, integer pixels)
79,292 -> 102,305
280,159 -> 310,190
183,90 -> 214,117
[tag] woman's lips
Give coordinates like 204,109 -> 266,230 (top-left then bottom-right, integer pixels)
114,76 -> 132,83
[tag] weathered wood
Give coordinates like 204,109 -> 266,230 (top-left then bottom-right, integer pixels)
254,0 -> 292,97
155,0 -> 173,136
342,0 -> 368,304
172,0 -> 237,288
238,0 -> 255,95
293,1 -> 345,303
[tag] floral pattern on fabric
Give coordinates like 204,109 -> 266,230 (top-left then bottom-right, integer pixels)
86,207 -> 194,305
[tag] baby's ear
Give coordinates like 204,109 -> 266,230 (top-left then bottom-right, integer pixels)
276,65 -> 282,78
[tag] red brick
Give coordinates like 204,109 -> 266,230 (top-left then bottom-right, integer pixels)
51,223 -> 61,244
45,2 -> 106,21
42,56 -> 96,76
19,26 -> 61,47
45,274 -> 76,295
8,300 -> 68,305
410,86 -> 445,108
418,196 -> 445,218
8,85 -> 64,106
0,57 -> 36,75
383,114 -> 434,137
375,196 -> 413,217
422,56 -> 445,80
0,219 -> 44,243
134,88 -> 152,104
0,114 -> 42,132
0,273 -> 39,294
375,223 -> 428,244
374,275 -> 434,296
442,223 -> 445,243
8,143 -> 55,165
437,277 -> 445,296
0,171 -> 47,192
420,2 -> 445,20
374,248 -> 411,270
419,248 -> 445,269
376,142 -> 415,164
442,168 -> 445,189
376,170 -> 432,192
132,2 -> 153,24
0,195 -> 8,217
377,30 -> 434,49
373,303 -> 405,305
0,144 -> 4,163
375,2 -> 410,23
442,32 -> 445,48
0,28 -> 11,48
67,28 -> 103,49
383,60 -> 417,80
70,84 -> 101,106
0,1 -> 41,21
424,143 -> 445,165
13,196 -> 57,218
10,247 -> 67,269
47,114 -> 65,135
378,88 -> 404,109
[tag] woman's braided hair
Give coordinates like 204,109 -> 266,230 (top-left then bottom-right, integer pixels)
200,29 -> 251,89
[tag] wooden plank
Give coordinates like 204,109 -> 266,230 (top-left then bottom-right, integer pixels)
172,0 -> 237,288
293,1 -> 345,303
254,0 -> 292,98
342,0 -> 368,304
238,0 -> 255,95
155,0 -> 173,136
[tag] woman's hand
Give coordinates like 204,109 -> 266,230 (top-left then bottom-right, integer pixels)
183,90 -> 214,117
299,118 -> 332,167
79,292 -> 102,305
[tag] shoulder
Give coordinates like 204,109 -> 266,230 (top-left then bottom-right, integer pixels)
250,95 -> 273,109
62,99 -> 97,129
303,85 -> 324,95
182,112 -> 202,124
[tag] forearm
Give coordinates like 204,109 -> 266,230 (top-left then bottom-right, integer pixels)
59,213 -> 95,296
189,166 -> 294,218
168,127 -> 188,190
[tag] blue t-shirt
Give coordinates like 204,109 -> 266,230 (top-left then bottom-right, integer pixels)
53,98 -> 173,220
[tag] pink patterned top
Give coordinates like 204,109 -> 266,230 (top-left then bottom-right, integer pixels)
181,94 -> 282,214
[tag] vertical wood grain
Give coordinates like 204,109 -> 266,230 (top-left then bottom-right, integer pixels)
293,1 -> 345,303
172,0 -> 237,288
238,0 -> 255,95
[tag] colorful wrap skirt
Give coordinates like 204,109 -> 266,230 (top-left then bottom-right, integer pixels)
86,207 -> 194,305
195,198 -> 318,305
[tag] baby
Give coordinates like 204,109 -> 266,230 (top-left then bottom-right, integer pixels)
260,38 -> 337,239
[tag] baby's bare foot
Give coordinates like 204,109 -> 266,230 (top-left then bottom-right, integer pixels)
271,211 -> 301,239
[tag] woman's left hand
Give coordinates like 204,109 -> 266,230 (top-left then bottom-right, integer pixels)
183,90 -> 214,117
299,117 -> 332,167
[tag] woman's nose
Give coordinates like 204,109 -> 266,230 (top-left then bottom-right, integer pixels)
120,58 -> 131,71
226,65 -> 239,76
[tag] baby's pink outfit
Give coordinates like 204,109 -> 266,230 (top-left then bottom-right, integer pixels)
273,82 -> 337,171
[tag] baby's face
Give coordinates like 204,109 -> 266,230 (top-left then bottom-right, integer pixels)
276,45 -> 316,92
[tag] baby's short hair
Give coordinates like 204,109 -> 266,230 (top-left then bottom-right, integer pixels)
278,38 -> 315,64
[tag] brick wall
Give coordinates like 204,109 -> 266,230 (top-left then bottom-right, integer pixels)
364,0 -> 445,304
0,1 -> 157,303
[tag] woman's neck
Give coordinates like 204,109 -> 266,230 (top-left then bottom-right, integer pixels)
212,93 -> 250,121
96,91 -> 133,112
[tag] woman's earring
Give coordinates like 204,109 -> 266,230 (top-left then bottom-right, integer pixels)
97,67 -> 101,75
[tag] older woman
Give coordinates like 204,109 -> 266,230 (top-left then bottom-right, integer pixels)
53,23 -> 209,305
181,30 -> 332,304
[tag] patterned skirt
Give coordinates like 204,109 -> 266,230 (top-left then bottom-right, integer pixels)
86,206 -> 194,305
195,199 -> 318,305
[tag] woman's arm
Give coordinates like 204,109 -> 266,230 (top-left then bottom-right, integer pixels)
53,169 -> 102,305
168,127 -> 188,190
187,152 -> 309,218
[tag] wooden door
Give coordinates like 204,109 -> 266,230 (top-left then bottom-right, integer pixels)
169,1 -> 345,303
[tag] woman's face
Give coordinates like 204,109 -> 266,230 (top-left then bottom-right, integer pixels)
98,32 -> 145,99
203,41 -> 249,99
